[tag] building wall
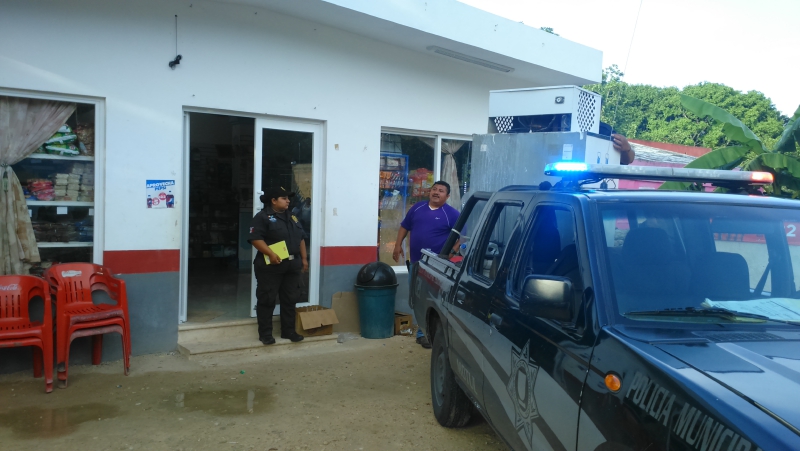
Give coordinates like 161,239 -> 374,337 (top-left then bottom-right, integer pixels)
0,0 -> 598,370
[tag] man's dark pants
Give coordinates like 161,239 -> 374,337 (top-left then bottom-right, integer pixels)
254,258 -> 303,339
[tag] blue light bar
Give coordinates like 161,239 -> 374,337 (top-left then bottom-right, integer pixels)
545,162 -> 589,172
543,163 -> 774,185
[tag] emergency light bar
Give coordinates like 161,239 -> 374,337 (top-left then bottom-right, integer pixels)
543,163 -> 774,185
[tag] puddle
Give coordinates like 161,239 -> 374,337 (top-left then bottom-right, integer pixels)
170,388 -> 271,415
0,403 -> 120,439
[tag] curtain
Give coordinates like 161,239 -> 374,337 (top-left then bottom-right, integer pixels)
0,96 -> 76,275
441,140 -> 466,209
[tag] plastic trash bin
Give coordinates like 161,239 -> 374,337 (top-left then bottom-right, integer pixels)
355,262 -> 398,339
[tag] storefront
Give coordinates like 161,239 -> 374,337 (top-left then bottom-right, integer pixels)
0,0 -> 600,369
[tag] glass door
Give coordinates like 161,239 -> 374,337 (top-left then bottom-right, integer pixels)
251,118 -> 322,316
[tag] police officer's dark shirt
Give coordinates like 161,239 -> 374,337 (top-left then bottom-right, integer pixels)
248,207 -> 306,267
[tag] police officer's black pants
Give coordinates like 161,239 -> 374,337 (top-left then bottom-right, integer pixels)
254,258 -> 303,339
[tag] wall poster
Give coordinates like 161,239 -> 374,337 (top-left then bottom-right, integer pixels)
146,179 -> 176,209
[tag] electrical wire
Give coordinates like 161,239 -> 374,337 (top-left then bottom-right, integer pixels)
608,0 -> 644,133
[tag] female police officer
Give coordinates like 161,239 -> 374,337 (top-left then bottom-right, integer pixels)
248,186 -> 308,345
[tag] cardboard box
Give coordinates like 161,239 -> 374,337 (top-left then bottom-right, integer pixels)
331,291 -> 360,334
295,305 -> 340,337
394,312 -> 414,336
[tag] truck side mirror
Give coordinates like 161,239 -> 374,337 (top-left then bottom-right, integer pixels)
520,275 -> 573,321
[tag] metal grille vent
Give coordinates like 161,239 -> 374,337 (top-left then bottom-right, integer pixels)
693,331 -> 784,343
577,90 -> 597,132
494,116 -> 514,133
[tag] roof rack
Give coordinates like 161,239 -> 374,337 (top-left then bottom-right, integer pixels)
543,162 -> 773,189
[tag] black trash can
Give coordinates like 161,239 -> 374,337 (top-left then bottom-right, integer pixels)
355,262 -> 398,339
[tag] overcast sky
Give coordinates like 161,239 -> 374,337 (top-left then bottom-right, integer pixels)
459,0 -> 799,116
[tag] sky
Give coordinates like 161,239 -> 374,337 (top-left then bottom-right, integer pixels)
458,0 -> 799,116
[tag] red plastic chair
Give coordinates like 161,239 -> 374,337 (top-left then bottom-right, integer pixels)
44,263 -> 130,388
0,275 -> 54,393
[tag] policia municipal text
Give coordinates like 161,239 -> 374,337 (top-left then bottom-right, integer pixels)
248,187 -> 308,345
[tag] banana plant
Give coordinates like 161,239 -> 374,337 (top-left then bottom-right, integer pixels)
660,95 -> 800,197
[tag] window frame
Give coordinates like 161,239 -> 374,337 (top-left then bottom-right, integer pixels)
379,127 -> 472,273
468,200 -> 525,286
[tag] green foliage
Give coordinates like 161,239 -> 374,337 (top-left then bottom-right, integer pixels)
583,68 -> 788,150
659,97 -> 800,198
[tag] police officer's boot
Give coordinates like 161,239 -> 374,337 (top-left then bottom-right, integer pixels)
281,331 -> 304,342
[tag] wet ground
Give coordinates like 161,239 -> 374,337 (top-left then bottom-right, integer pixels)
0,335 -> 507,451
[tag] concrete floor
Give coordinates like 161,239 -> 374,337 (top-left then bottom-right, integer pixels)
0,335 -> 507,451
186,260 -> 312,324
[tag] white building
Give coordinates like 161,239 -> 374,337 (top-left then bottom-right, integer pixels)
0,0 -> 601,365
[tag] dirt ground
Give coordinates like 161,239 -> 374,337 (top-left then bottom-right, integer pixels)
0,335 -> 508,451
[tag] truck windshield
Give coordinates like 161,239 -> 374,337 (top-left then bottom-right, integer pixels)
597,202 -> 800,324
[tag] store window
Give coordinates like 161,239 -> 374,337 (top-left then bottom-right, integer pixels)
3,96 -> 98,276
378,133 -> 435,266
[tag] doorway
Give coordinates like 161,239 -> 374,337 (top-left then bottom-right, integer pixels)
181,113 -> 322,324
185,113 -> 255,323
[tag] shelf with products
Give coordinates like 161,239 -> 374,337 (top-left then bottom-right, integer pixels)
9,102 -> 98,272
25,153 -> 95,162
37,242 -> 94,248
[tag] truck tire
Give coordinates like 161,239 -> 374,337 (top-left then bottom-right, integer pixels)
430,330 -> 473,427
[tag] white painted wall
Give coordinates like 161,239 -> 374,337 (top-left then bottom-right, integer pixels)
0,0 -> 599,252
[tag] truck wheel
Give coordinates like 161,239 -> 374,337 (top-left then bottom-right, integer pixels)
430,330 -> 473,427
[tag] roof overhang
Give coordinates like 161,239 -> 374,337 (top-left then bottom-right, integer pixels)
212,0 -> 602,87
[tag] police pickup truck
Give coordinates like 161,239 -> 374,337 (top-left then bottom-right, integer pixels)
410,163 -> 800,451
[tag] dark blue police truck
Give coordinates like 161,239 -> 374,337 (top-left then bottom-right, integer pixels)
411,163 -> 800,451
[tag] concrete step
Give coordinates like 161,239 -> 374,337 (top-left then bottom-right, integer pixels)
178,317 -> 339,357
177,333 -> 338,358
178,318 -> 262,343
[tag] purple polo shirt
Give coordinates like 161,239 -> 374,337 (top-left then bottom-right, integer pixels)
401,201 -> 460,263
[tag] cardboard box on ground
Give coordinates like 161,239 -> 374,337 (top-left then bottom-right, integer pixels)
295,306 -> 339,337
394,312 -> 413,336
329,291 -> 417,337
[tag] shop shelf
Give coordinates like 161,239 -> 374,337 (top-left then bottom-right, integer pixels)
26,201 -> 94,207
25,154 -> 95,161
37,242 -> 94,248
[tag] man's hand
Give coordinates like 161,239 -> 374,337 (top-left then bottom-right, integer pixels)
612,134 -> 635,165
302,258 -> 309,273
392,245 -> 404,263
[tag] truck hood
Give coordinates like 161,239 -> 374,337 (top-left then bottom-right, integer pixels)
618,326 -> 800,434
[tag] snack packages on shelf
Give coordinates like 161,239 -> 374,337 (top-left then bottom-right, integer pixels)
75,123 -> 95,156
36,123 -> 94,157
409,168 -> 434,197
45,143 -> 80,156
27,179 -> 55,201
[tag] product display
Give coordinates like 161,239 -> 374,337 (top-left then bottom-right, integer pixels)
32,123 -> 93,157
377,153 -> 409,265
9,102 -> 98,273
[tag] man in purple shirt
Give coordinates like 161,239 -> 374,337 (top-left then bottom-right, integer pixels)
393,180 -> 460,348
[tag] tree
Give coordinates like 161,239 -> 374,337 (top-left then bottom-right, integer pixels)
583,69 -> 787,149
660,95 -> 800,197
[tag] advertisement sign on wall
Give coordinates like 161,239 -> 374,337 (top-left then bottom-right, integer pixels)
146,180 -> 176,209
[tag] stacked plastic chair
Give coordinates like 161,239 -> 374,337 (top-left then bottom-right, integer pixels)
44,263 -> 130,388
0,275 -> 54,393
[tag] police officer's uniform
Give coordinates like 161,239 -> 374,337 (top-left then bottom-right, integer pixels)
248,189 -> 307,342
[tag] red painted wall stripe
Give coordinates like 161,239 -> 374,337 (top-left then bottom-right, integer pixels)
103,250 -> 180,274
320,246 -> 376,266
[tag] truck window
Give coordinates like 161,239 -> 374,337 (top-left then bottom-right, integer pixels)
440,199 -> 487,265
512,205 -> 582,296
598,202 -> 800,323
471,203 -> 522,281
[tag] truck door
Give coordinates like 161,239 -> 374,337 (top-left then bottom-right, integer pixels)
451,199 -> 524,414
482,200 -> 595,451
427,194 -> 489,406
